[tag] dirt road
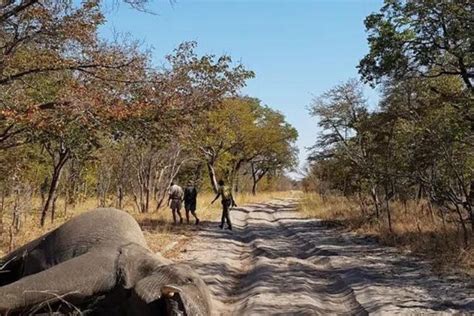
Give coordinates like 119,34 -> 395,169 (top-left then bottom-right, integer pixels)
175,199 -> 473,315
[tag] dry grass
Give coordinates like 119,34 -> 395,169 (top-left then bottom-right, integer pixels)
0,191 -> 294,259
8,191 -> 469,275
298,193 -> 474,275
135,191 -> 296,256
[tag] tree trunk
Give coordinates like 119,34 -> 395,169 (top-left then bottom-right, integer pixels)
385,196 -> 393,232
64,192 -> 68,216
235,175 -> 240,193
454,204 -> 469,248
116,185 -> 124,209
153,168 -> 166,211
8,226 -> 14,252
251,163 -> 257,195
50,193 -> 59,223
416,183 -> 423,202
12,186 -> 21,232
384,184 -> 393,232
427,200 -> 435,222
40,150 -> 69,226
438,206 -> 447,233
467,179 -> 474,231
144,184 -> 150,213
116,145 -> 130,210
251,173 -> 266,196
357,188 -> 366,216
0,188 -> 4,238
370,185 -> 380,218
207,162 -> 218,193
252,181 -> 257,196
230,159 -> 244,193
251,163 -> 267,196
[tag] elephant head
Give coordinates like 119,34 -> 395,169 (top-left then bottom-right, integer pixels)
131,263 -> 212,316
118,244 -> 212,316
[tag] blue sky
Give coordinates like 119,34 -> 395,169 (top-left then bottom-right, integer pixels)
100,0 -> 383,175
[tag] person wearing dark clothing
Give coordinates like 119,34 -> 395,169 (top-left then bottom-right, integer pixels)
184,183 -> 200,225
211,180 -> 237,230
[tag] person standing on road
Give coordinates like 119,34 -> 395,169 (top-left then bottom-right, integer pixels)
184,182 -> 200,225
211,179 -> 237,230
168,182 -> 184,225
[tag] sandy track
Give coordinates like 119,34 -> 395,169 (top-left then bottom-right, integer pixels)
176,199 -> 474,315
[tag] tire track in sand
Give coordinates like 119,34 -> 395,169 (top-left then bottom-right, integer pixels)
176,199 -> 473,315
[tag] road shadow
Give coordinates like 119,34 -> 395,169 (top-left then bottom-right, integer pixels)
180,202 -> 474,314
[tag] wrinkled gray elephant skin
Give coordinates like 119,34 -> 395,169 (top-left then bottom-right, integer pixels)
0,208 -> 212,316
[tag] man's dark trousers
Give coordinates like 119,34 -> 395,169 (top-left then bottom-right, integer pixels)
221,199 -> 232,229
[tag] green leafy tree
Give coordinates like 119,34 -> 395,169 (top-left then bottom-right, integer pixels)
188,97 -> 297,193
248,107 -> 298,195
359,0 -> 473,91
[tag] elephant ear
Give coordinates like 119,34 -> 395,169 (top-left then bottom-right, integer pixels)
132,264 -> 212,316
133,274 -> 171,303
117,247 -> 212,316
116,243 -> 167,289
127,262 -> 185,303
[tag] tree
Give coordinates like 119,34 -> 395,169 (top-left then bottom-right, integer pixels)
35,98 -> 108,225
189,97 -> 297,193
307,75 -> 473,239
380,76 -> 473,243
352,0 -> 474,238
308,80 -> 373,185
308,79 -> 388,214
187,98 -> 258,192
359,0 -> 474,91
0,0 -> 148,150
86,41 -> 254,212
248,107 -> 298,195
0,0 -> 255,222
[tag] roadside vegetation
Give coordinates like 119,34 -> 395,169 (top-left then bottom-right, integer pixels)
299,193 -> 473,274
0,1 -> 298,254
302,1 -> 473,275
0,191 -> 295,258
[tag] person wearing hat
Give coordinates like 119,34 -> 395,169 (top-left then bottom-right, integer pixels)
168,181 -> 184,224
184,181 -> 200,225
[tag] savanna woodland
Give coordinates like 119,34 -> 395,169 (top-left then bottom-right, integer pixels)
0,0 -> 473,276
302,0 -> 473,272
0,0 -> 298,252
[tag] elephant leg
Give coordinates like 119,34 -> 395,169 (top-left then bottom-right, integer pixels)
0,249 -> 118,314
